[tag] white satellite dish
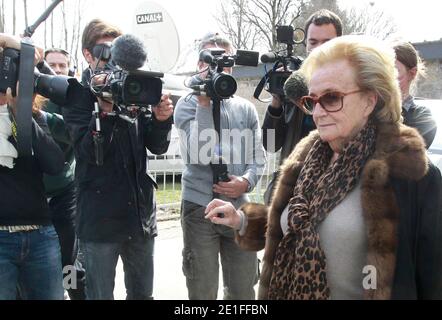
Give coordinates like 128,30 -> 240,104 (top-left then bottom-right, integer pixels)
132,1 -> 180,73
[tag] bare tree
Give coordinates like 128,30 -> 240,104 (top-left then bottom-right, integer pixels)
0,0 -> 5,33
50,10 -> 54,47
341,4 -> 397,40
23,0 -> 28,28
44,0 -> 47,47
214,0 -> 259,50
72,0 -> 84,69
12,0 -> 16,35
61,0 -> 68,49
216,0 -> 307,51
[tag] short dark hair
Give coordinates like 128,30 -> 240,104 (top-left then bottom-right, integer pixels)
305,9 -> 343,37
198,32 -> 232,52
44,48 -> 70,61
81,19 -> 122,53
284,71 -> 308,102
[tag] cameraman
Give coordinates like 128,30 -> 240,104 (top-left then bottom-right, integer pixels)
61,20 -> 173,300
0,33 -> 65,300
30,48 -> 86,300
262,9 -> 343,204
174,33 -> 266,300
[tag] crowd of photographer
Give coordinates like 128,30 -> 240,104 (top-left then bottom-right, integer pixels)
0,5 -> 441,301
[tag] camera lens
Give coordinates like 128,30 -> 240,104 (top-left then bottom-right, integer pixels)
127,79 -> 142,96
213,73 -> 237,99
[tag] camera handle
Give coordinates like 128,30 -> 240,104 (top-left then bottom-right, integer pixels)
92,102 -> 104,166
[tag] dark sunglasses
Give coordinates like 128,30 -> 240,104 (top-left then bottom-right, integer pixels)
91,43 -> 112,61
300,89 -> 363,115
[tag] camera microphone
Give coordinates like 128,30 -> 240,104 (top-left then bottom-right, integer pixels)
261,52 -> 278,64
199,49 -> 215,64
111,34 -> 147,71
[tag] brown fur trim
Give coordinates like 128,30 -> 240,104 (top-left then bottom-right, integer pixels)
235,203 -> 268,251
374,123 -> 428,180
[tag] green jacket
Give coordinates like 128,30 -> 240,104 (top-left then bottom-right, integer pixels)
42,101 -> 75,197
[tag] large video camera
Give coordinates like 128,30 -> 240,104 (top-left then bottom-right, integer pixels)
89,34 -> 164,118
190,48 -> 259,101
0,47 -> 71,105
254,25 -> 305,100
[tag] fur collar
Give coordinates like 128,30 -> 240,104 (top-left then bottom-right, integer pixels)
258,123 -> 428,300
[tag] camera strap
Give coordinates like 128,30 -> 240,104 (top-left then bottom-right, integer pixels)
16,39 -> 35,157
253,72 -> 270,103
210,99 -> 225,200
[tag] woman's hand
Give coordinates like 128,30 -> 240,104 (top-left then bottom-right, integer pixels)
205,198 -> 241,230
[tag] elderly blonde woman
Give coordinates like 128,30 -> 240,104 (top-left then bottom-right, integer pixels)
205,35 -> 442,300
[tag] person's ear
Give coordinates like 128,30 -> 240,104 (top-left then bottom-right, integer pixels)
409,66 -> 418,81
83,48 -> 94,65
364,91 -> 377,117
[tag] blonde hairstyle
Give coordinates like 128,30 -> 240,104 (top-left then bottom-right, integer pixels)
32,95 -> 48,115
300,35 -> 402,125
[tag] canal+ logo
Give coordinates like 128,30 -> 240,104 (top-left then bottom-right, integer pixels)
136,12 -> 163,24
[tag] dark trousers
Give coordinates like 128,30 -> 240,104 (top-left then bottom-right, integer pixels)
181,200 -> 258,300
81,237 -> 155,300
50,185 -> 86,300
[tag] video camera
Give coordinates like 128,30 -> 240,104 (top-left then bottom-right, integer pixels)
89,34 -> 164,119
190,48 -> 259,101
254,25 -> 305,100
0,47 -> 71,105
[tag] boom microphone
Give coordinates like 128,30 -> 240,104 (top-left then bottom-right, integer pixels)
111,34 -> 147,71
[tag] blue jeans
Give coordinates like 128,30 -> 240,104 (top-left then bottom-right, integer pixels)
0,225 -> 63,300
181,200 -> 258,300
81,237 -> 155,300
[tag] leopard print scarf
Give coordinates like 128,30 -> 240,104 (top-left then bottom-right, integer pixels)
268,121 -> 377,300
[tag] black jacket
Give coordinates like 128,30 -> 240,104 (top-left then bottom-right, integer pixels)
402,96 -> 437,148
262,104 -> 316,204
391,162 -> 442,299
0,115 -> 64,226
262,103 -> 316,164
62,83 -> 171,242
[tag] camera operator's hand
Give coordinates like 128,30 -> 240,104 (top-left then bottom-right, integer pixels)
213,175 -> 249,199
197,95 -> 211,108
152,93 -> 173,122
0,33 -> 44,66
0,33 -> 21,50
270,94 -> 283,109
204,199 -> 241,230
97,97 -> 113,113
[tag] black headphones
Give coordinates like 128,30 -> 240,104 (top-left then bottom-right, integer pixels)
44,48 -> 77,76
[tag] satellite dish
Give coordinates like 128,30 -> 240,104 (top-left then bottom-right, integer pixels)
132,2 -> 180,73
